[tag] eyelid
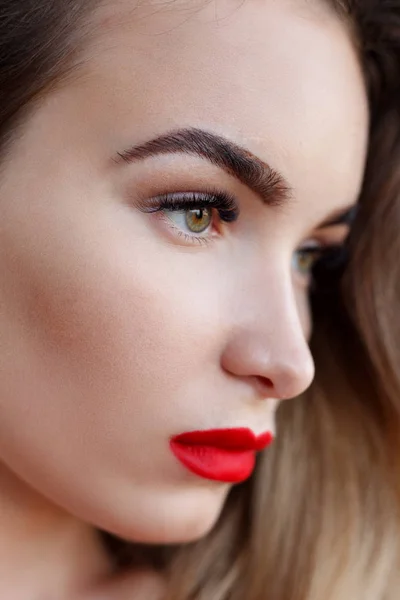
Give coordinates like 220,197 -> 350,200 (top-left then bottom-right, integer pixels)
317,205 -> 358,229
311,223 -> 351,246
136,189 -> 239,217
137,189 -> 240,246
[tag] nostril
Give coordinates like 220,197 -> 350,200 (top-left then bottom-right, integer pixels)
255,375 -> 274,393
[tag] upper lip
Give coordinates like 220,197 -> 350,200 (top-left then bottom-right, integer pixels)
171,427 -> 272,451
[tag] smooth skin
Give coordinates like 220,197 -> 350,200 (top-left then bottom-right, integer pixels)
0,0 -> 368,597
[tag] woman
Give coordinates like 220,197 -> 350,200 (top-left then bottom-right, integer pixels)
0,0 -> 399,598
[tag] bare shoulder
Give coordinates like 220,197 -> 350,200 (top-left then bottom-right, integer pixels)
79,569 -> 166,600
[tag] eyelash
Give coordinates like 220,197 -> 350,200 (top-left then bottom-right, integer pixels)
138,189 -> 348,280
293,243 -> 348,286
138,189 -> 239,245
308,244 -> 349,291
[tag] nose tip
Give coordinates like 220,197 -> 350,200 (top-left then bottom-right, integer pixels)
221,330 -> 315,401
269,354 -> 315,400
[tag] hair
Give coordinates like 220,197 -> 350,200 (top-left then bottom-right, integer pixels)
1,0 -> 400,598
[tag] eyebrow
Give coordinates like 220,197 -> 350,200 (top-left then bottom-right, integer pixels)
318,204 -> 358,229
114,127 -> 293,207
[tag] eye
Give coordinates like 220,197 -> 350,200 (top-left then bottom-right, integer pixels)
293,238 -> 349,289
292,241 -> 323,280
167,207 -> 213,235
137,190 -> 239,245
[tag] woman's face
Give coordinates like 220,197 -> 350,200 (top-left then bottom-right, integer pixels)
0,0 -> 368,543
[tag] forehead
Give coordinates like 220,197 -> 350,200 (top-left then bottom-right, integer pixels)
76,0 -> 368,220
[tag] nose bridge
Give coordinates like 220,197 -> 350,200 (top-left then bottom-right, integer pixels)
222,266 -> 315,400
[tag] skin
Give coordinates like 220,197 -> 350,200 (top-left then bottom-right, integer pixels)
0,0 -> 368,596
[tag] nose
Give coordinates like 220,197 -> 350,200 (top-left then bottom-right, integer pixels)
220,278 -> 315,401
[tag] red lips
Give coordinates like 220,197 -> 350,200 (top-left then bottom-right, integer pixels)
170,428 -> 273,483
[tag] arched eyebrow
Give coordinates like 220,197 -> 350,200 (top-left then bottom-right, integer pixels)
317,204 -> 358,229
114,127 -> 293,208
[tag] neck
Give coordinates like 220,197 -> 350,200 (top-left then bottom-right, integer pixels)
0,464 -> 113,599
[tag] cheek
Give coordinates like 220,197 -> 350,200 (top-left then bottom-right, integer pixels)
0,190 -> 227,442
0,189 -> 234,535
0,187 -> 237,541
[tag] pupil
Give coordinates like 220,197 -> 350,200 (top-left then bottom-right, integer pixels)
186,208 -> 211,233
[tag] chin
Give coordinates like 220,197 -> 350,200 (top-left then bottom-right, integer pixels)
95,484 -> 230,546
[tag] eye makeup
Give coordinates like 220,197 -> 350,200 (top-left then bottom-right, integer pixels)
134,178 -> 356,287
307,208 -> 357,290
138,189 -> 240,223
135,188 -> 239,245
317,204 -> 358,229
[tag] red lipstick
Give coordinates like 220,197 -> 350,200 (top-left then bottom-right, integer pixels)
170,428 -> 273,483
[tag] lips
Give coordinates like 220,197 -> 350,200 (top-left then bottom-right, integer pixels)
170,428 -> 273,483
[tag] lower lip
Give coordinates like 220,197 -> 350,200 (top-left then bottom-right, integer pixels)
170,439 -> 270,483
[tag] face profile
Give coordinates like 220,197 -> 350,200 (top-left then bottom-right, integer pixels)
2,1 -> 398,599
0,0 -> 368,547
